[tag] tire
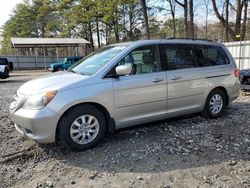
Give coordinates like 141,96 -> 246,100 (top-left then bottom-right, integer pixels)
9,62 -> 13,71
0,66 -> 9,79
58,105 -> 106,151
56,67 -> 63,72
202,89 -> 226,118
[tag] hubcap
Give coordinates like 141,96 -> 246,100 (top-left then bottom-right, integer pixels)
70,115 -> 99,144
209,94 -> 223,115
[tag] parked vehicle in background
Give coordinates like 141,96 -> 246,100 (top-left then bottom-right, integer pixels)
0,58 -> 13,71
0,65 -> 9,79
10,39 -> 240,151
49,56 -> 83,72
240,69 -> 250,91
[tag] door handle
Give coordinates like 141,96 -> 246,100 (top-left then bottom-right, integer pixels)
171,76 -> 182,80
152,78 -> 164,83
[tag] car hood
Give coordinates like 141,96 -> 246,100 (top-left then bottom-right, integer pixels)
18,71 -> 89,95
51,62 -> 64,67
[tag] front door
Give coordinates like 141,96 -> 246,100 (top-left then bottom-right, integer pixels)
112,45 -> 167,128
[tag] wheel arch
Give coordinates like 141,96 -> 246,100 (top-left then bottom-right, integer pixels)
55,102 -> 115,141
207,86 -> 229,106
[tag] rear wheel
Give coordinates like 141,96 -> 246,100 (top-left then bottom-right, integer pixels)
203,89 -> 226,118
58,105 -> 106,151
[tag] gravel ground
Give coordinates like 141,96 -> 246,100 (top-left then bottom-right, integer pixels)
0,71 -> 250,188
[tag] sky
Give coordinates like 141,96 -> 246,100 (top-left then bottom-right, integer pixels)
0,0 -> 23,28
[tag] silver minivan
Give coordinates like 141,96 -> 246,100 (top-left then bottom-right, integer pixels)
10,39 -> 240,151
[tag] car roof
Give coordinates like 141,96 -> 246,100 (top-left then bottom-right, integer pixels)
110,39 -> 221,47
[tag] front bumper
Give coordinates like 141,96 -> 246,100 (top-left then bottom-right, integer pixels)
10,107 -> 61,144
241,84 -> 250,91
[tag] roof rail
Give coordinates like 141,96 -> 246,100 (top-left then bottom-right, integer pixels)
166,37 -> 214,42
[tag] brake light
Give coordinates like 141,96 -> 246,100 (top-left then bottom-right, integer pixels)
234,69 -> 240,77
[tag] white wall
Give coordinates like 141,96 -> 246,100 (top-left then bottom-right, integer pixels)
223,40 -> 250,70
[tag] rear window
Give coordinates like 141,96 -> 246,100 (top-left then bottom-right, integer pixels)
193,45 -> 230,67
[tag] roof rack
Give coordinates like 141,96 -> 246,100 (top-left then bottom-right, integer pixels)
166,37 -> 214,42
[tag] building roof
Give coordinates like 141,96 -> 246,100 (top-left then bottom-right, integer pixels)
11,38 -> 90,48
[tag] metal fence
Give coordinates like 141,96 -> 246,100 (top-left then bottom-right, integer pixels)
0,55 -> 61,70
1,40 -> 250,70
224,40 -> 250,70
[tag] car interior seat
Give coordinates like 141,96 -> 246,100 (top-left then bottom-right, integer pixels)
174,49 -> 195,68
137,52 -> 156,73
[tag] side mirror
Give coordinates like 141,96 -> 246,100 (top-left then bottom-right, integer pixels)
116,64 -> 132,76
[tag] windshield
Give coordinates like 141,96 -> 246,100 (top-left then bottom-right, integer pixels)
69,45 -> 127,75
58,58 -> 67,63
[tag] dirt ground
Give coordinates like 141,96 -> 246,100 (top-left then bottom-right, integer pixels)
0,71 -> 249,188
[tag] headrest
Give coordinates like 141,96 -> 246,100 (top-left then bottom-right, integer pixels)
142,53 -> 154,64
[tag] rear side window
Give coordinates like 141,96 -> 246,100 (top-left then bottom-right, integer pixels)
159,44 -> 196,70
193,45 -> 229,67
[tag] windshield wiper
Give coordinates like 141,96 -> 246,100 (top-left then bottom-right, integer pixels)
68,69 -> 86,76
68,69 -> 76,73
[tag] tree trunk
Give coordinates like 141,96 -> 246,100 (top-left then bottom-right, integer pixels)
96,18 -> 101,48
189,0 -> 194,38
173,13 -> 176,38
176,0 -> 188,38
88,23 -> 94,52
141,0 -> 150,39
105,24 -> 109,45
184,0 -> 188,38
241,0 -> 248,40
225,0 -> 229,42
204,0 -> 209,39
168,0 -> 176,38
234,0 -> 243,39
114,6 -> 119,43
114,19 -> 119,43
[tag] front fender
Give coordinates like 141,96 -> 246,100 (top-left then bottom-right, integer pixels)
47,81 -> 114,120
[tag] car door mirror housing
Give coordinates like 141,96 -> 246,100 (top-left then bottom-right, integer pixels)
115,64 -> 132,76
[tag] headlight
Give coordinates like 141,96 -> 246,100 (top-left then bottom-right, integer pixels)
23,91 -> 57,110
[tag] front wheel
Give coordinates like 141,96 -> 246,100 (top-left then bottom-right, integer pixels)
55,67 -> 63,72
203,89 -> 226,118
58,105 -> 106,151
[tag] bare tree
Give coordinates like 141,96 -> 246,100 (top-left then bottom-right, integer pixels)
175,0 -> 194,38
203,0 -> 209,39
225,0 -> 229,41
211,0 -> 249,41
141,0 -> 150,39
166,0 -> 177,37
189,0 -> 194,38
175,0 -> 188,37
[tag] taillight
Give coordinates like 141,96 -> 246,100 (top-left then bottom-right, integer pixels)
234,69 -> 240,77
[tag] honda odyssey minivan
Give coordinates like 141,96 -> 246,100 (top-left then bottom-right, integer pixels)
10,39 -> 240,151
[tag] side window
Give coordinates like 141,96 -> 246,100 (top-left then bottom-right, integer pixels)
74,58 -> 79,62
159,44 -> 196,70
194,45 -> 230,67
66,58 -> 73,63
117,45 -> 162,75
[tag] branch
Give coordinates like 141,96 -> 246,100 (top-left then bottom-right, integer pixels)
175,0 -> 184,7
